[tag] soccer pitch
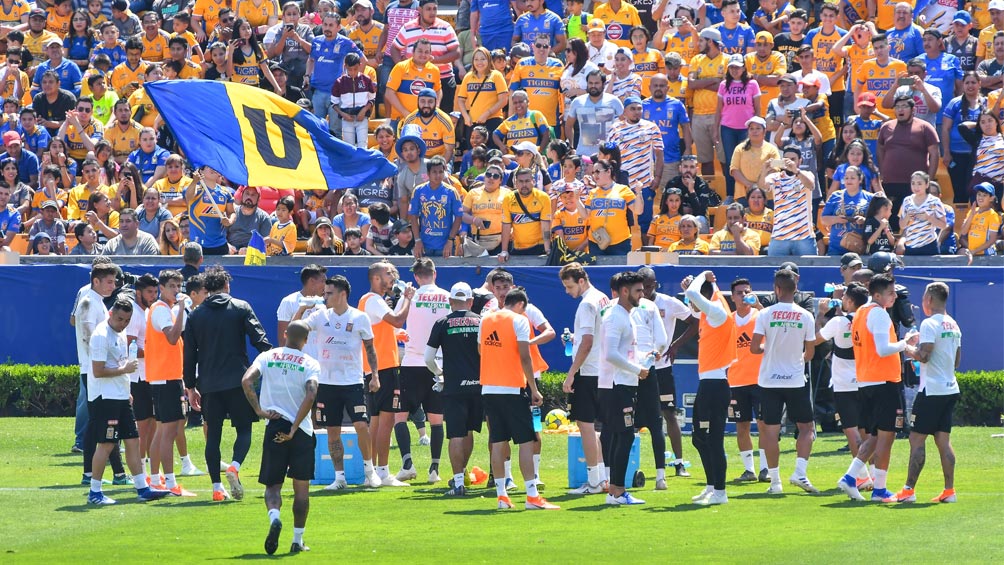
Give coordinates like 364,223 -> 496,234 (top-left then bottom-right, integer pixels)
1,419 -> 1002,562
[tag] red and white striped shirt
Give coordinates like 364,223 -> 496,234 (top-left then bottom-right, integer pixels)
382,1 -> 420,57
392,17 -> 459,80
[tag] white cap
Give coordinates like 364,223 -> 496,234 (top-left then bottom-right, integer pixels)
449,282 -> 473,301
991,0 -> 1004,11
512,140 -> 540,155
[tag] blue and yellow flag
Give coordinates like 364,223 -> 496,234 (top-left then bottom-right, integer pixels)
145,80 -> 397,190
244,230 -> 267,266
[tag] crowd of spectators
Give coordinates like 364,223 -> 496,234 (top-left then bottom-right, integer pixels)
0,0 -> 1001,260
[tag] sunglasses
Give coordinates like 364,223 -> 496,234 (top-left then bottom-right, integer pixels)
514,150 -> 527,156
534,44 -> 550,49
564,48 -> 572,52
76,107 -> 92,112
485,172 -> 502,179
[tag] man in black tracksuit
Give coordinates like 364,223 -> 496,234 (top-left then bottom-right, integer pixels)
183,266 -> 271,501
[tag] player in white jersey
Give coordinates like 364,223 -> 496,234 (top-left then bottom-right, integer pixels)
639,266 -> 693,481
242,321 -> 320,555
886,282 -> 962,504
629,269 -> 670,490
815,283 -> 873,489
751,268 -> 818,494
395,258 -> 451,483
295,275 -> 381,490
559,262 -> 611,494
127,275 -> 158,479
600,271 -> 651,505
276,264 -> 328,360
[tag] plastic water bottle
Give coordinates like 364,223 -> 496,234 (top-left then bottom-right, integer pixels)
531,406 -> 542,432
683,295 -> 690,305
829,298 -> 841,309
562,327 -> 573,357
128,342 -> 138,360
824,282 -> 836,293
743,294 -> 757,305
182,296 -> 193,312
642,352 -> 657,368
393,280 -> 408,296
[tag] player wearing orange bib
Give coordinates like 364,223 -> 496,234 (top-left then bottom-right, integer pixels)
684,270 -> 737,505
727,278 -> 768,483
838,273 -> 921,502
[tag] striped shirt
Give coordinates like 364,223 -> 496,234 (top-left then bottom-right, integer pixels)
607,118 -> 664,190
974,134 -> 1004,180
900,193 -> 945,249
766,171 -> 814,241
393,17 -> 459,80
382,1 -> 420,56
608,73 -> 642,100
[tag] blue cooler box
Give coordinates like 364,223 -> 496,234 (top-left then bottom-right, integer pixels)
567,432 -> 641,488
312,428 -> 365,485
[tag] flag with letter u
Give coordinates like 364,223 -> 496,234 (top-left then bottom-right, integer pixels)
245,230 -> 267,266
145,80 -> 397,190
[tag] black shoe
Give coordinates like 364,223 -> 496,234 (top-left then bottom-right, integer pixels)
444,484 -> 467,496
290,542 -> 310,554
735,470 -> 757,483
265,519 -> 282,555
758,468 -> 770,483
674,463 -> 690,478
837,444 -> 851,452
486,472 -> 494,488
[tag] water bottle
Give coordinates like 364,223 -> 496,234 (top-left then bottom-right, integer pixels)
562,327 -> 573,357
911,359 -> 921,377
393,279 -> 408,296
824,282 -> 836,293
531,406 -> 542,432
743,293 -> 757,305
683,295 -> 690,305
182,296 -> 193,312
128,341 -> 138,360
829,298 -> 841,309
299,295 -> 323,307
642,352 -> 657,368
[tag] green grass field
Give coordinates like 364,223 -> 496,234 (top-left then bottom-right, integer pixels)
1,418 -> 1002,563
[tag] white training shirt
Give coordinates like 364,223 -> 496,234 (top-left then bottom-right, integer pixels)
253,347 -> 321,436
632,297 -> 668,366
74,288 -> 108,377
87,319 -> 130,401
304,306 -> 374,386
599,303 -> 643,388
125,300 -> 146,383
277,291 -> 324,360
479,313 -> 531,396
919,313 -> 962,396
819,315 -> 857,392
754,302 -> 815,388
574,285 -> 610,376
401,283 -> 450,367
651,292 -> 691,369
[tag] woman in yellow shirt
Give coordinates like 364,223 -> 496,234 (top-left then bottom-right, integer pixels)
226,18 -> 280,91
458,47 -> 509,137
585,158 -> 641,255
85,190 -> 119,245
668,214 -> 709,254
629,27 -> 665,97
743,185 -> 773,253
236,0 -> 278,36
646,186 -> 682,249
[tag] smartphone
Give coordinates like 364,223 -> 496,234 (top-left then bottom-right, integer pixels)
285,24 -> 294,31
671,18 -> 683,26
770,158 -> 784,169
482,220 -> 491,228
897,76 -> 913,86
787,109 -> 801,118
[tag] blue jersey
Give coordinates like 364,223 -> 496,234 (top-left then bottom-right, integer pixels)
847,115 -> 883,157
713,22 -> 755,55
642,96 -> 690,163
309,35 -> 362,91
822,188 -> 873,255
19,127 -> 52,156
832,163 -> 877,193
470,0 -> 515,40
64,36 -> 93,61
944,95 -> 986,153
924,53 -> 962,124
513,10 -> 565,46
408,183 -> 463,251
128,146 -> 170,183
886,25 -> 924,62
188,184 -> 234,249
0,204 -> 21,237
32,59 -> 83,97
704,4 -> 747,26
91,43 -> 127,68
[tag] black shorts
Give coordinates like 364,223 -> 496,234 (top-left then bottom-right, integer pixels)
729,384 -> 761,423
834,390 -> 861,430
910,391 -> 958,435
443,394 -> 484,439
130,380 -> 155,421
258,419 -> 316,485
366,368 -> 400,415
152,380 -> 186,423
399,366 -> 443,415
483,393 -> 534,444
604,384 -> 638,433
89,397 -> 139,443
202,386 -> 258,428
759,385 -> 814,425
858,382 -> 902,435
316,383 -> 369,425
634,373 -> 662,429
656,366 -> 677,409
569,373 -> 600,424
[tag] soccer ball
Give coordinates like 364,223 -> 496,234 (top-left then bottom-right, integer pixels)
544,409 -> 569,430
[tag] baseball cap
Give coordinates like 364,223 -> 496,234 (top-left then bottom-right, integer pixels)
991,0 -> 1004,11
31,231 -> 52,241
727,53 -> 745,68
923,28 -> 943,40
314,216 -> 332,229
699,27 -> 722,43
857,92 -> 877,107
417,87 -> 437,100
840,252 -> 863,268
2,131 -> 20,146
28,8 -> 46,18
509,42 -> 531,58
745,116 -> 766,128
45,37 -> 63,48
353,0 -> 373,8
778,74 -> 797,85
755,30 -> 774,44
952,11 -> 972,24
587,18 -> 605,33
974,182 -> 996,196
560,182 -> 578,192
778,261 -> 799,275
622,95 -> 643,108
512,140 -> 540,155
800,75 -> 821,88
41,200 -> 59,211
393,221 -> 412,234
449,282 -> 473,301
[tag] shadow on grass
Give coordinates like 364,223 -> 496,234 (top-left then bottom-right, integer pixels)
40,484 -> 90,490
212,552 -> 299,560
641,503 -> 719,513
443,508 -> 519,516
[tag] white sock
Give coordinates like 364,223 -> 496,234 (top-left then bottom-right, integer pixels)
526,479 -> 539,498
586,466 -> 601,487
740,450 -> 754,473
504,460 -> 512,480
532,454 -> 541,478
363,460 -> 374,474
453,473 -> 465,487
212,482 -> 223,492
857,465 -> 871,480
181,455 -> 191,465
335,470 -> 345,482
758,449 -> 768,471
292,527 -> 304,544
165,473 -> 177,489
83,472 -> 92,478
656,468 -> 666,481
133,473 -> 147,490
268,508 -> 280,523
869,464 -> 876,479
713,489 -> 726,496
377,465 -> 389,478
768,468 -> 780,484
90,478 -> 103,492
794,457 -> 808,478
702,484 -> 713,493
847,458 -> 866,478
230,461 -> 241,471
495,478 -> 507,497
874,468 -> 888,490
604,466 -> 611,482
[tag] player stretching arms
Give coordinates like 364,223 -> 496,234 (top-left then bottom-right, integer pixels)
727,278 -> 765,483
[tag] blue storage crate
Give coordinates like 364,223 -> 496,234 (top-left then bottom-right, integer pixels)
567,432 -> 641,488
312,428 -> 365,486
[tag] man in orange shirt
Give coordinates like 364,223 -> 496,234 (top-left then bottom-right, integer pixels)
479,288 -> 558,511
839,273 -> 920,502
727,277 -> 767,483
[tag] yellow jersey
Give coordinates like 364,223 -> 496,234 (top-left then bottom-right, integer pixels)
661,32 -> 698,74
462,185 -> 509,237
689,52 -> 727,115
458,70 -> 508,122
267,220 -> 296,255
494,110 -> 549,148
877,0 -> 909,31
0,0 -> 29,27
552,206 -> 589,249
971,0 -> 992,31
709,226 -> 762,254
745,208 -> 774,249
668,238 -> 710,254
176,58 -> 204,80
854,57 -> 907,100
845,43 -> 875,88
1,69 -> 31,106
31,188 -> 68,219
128,87 -> 159,128
803,92 -> 836,142
977,24 -> 1004,59
236,0 -> 278,28
585,183 -> 636,245
745,51 -> 786,116
593,1 -> 642,48
23,30 -> 60,61
105,120 -> 144,161
193,0 -> 228,36
510,57 -> 564,125
141,30 -> 171,63
153,175 -> 192,216
46,9 -> 70,38
348,22 -> 384,59
965,208 -> 1002,255
386,58 -> 441,120
502,188 -> 552,250
66,184 -> 116,221
633,48 -> 666,98
397,109 -> 456,158
108,61 -> 148,96
646,213 -> 681,249
808,27 -> 847,91
667,75 -> 691,109
64,119 -> 104,161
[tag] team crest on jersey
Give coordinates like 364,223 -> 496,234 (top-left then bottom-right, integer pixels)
334,322 -> 341,329
410,80 -> 427,95
345,322 -> 353,332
